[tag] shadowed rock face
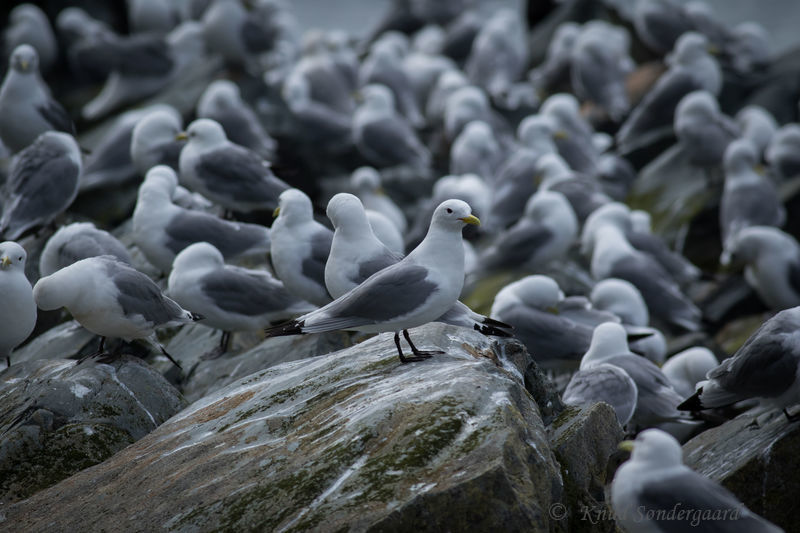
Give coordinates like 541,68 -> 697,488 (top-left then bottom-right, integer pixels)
683,413 -> 800,532
3,323 -> 564,532
0,356 -> 186,504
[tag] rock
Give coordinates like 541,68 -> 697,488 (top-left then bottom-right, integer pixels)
3,324 -> 564,532
9,321 -> 95,366
0,356 -> 186,504
173,324 -> 352,402
548,403 -> 624,533
683,412 -> 799,531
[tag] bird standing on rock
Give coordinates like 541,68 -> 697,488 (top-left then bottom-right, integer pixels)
0,242 -> 36,367
266,200 -> 481,363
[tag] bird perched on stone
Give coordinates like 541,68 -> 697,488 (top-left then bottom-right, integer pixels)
266,200 -> 481,363
177,118 -> 290,213
33,256 -> 202,368
0,241 -> 36,367
0,45 -> 75,153
168,242 -> 313,358
1,131 -> 82,240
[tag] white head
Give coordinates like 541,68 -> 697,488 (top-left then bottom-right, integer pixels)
512,275 -> 564,309
182,118 -> 228,148
624,428 -> 684,468
8,44 -> 39,74
142,165 -> 180,196
350,166 -> 382,192
199,79 -> 241,112
275,188 -> 314,224
171,241 -> 224,273
0,241 -> 27,272
675,90 -> 719,125
517,114 -> 557,148
582,322 -> 630,368
581,203 -> 632,255
723,138 -> 758,175
326,193 -> 370,231
429,199 -> 480,233
359,84 -> 396,114
669,32 -> 711,66
591,278 -> 649,326
724,225 -> 797,265
524,190 -> 577,228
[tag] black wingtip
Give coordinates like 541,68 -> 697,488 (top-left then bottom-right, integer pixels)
474,322 -> 514,338
677,388 -> 704,411
190,312 -> 204,322
264,319 -> 304,338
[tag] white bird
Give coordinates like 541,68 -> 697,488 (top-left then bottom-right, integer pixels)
39,222 -> 132,278
0,45 -> 75,153
0,241 -> 36,367
563,363 -> 638,426
168,242 -> 313,357
4,4 -> 58,74
270,188 -> 333,307
177,118 -> 290,213
662,346 -> 718,398
133,166 -> 272,273
679,306 -> 800,420
613,429 -> 783,533
350,166 -> 407,234
582,323 -> 688,428
130,106 -> 185,177
722,226 -> 800,310
353,84 -> 431,171
1,131 -> 82,240
33,256 -> 202,368
266,199 -> 481,363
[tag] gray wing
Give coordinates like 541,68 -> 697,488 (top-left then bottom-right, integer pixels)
359,117 -> 428,168
36,100 -> 75,135
56,233 -> 132,269
563,364 -> 637,424
201,267 -> 294,316
213,107 -> 275,158
241,15 -> 276,54
481,221 -> 554,271
83,123 -> 134,175
164,211 -> 268,258
608,254 -> 700,331
708,317 -> 798,401
109,34 -> 174,76
104,259 -> 184,325
626,230 -> 700,284
496,304 -> 592,363
548,177 -> 609,223
720,185 -> 785,243
487,151 -> 539,229
315,263 -> 437,325
636,469 -> 782,533
353,250 -> 402,285
196,145 -> 289,205
604,354 -> 685,420
2,146 -> 80,237
301,228 -> 333,288
617,69 -> 701,150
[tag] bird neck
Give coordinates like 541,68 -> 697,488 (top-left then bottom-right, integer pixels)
409,223 -> 465,271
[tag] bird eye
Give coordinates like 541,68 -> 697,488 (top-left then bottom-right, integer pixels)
446,208 -> 453,214
18,256 -> 22,261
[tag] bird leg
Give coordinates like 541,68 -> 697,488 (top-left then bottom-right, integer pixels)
159,344 -> 183,370
393,331 -> 430,363
201,331 -> 231,360
76,337 -> 108,365
5,355 -> 10,368
403,329 -> 444,356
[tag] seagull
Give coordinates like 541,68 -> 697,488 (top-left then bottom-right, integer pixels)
177,118 -> 290,213
613,429 -> 783,532
130,106 -> 185,177
1,131 -> 82,240
722,226 -> 800,310
270,188 -> 333,307
33,256 -> 202,368
324,192 -> 511,336
39,222 -> 133,278
679,305 -> 800,419
265,199 -> 481,363
581,322 -> 689,428
167,242 -> 313,358
133,166 -> 272,273
0,241 -> 36,367
0,44 -> 75,153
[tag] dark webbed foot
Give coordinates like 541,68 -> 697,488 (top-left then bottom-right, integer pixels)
393,331 -> 434,363
403,329 -> 444,356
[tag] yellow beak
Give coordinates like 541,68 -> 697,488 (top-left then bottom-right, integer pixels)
618,440 -> 635,452
707,44 -> 720,56
753,164 -> 766,176
1,256 -> 10,268
553,130 -> 569,140
459,214 -> 480,226
20,60 -> 28,71
175,131 -> 188,141
273,206 -> 281,218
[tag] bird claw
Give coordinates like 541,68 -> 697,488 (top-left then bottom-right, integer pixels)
410,349 -> 444,356
398,353 -> 432,363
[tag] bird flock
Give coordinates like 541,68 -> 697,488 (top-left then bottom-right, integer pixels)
0,0 -> 797,530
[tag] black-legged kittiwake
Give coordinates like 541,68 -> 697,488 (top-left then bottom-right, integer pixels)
0,241 -> 36,367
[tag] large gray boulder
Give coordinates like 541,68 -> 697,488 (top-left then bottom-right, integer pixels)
683,412 -> 800,531
2,324 -> 564,532
0,356 -> 186,504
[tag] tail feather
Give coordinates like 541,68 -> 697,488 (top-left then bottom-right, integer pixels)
677,387 -> 704,411
473,315 -> 514,337
264,319 -> 305,338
